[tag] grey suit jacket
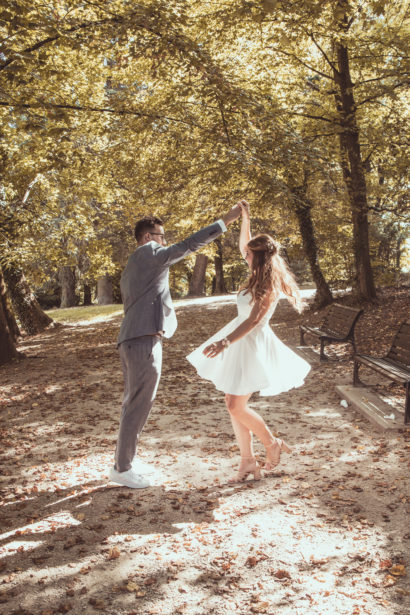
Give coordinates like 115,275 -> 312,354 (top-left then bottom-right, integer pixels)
117,221 -> 225,344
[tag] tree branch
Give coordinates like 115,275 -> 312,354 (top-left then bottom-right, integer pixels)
0,20 -> 113,72
355,72 -> 409,86
266,46 -> 334,81
309,33 -> 338,74
356,81 -> 409,106
218,99 -> 232,146
0,100 -> 199,127
283,111 -> 340,125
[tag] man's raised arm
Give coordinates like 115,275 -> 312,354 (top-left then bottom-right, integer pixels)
154,203 -> 243,267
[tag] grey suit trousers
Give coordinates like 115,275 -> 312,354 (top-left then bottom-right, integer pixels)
114,336 -> 162,472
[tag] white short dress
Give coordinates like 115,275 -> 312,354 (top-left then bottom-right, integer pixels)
186,290 -> 311,396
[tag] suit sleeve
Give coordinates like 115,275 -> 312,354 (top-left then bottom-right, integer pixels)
153,221 -> 225,267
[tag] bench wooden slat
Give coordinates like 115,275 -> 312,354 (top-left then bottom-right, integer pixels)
332,303 -> 363,315
326,321 -> 351,335
327,312 -> 357,327
353,320 -> 410,424
355,354 -> 410,381
391,331 -> 410,348
388,348 -> 410,367
390,340 -> 410,356
300,303 -> 363,360
400,322 -> 410,335
303,326 -> 347,340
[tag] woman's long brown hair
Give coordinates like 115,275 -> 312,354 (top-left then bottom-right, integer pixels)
241,234 -> 303,312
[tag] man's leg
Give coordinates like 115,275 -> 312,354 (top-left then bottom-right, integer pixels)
114,336 -> 162,473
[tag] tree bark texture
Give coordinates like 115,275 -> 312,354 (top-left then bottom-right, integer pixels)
3,265 -> 53,334
0,269 -> 20,341
83,283 -> 92,306
0,269 -> 19,365
97,275 -> 113,305
291,187 -> 333,308
212,238 -> 227,294
188,254 -> 208,296
59,266 -> 77,308
334,39 -> 376,300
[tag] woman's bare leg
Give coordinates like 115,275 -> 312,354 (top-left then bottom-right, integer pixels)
225,393 -> 275,447
228,394 -> 254,458
225,393 -> 291,470
225,394 -> 261,481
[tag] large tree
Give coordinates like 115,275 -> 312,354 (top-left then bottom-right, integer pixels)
1,0 -> 408,337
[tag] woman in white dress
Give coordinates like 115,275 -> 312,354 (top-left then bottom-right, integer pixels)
187,201 -> 310,482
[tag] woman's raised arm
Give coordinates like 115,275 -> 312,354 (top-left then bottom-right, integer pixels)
239,201 -> 251,258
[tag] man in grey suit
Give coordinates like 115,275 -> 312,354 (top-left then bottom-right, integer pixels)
109,203 -> 242,488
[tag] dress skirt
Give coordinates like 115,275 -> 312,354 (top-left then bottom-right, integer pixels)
186,315 -> 311,397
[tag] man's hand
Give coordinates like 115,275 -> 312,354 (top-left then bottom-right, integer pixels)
222,201 -> 244,226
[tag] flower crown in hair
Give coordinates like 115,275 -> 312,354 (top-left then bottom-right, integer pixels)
266,241 -> 277,255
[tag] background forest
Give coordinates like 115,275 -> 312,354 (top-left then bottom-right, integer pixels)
0,0 -> 409,364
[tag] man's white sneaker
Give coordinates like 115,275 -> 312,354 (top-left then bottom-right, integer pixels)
132,458 -> 155,475
108,467 -> 151,489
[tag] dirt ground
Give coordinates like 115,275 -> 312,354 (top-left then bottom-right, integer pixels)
0,289 -> 409,615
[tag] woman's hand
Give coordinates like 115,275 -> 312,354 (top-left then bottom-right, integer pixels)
239,200 -> 250,218
203,340 -> 225,358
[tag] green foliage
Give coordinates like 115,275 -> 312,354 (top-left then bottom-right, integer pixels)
45,303 -> 123,323
0,0 -> 408,296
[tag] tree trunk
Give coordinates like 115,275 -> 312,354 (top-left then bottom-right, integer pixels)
3,265 -> 53,334
97,274 -> 113,305
334,36 -> 376,300
0,269 -> 20,341
212,238 -> 227,294
395,237 -> 402,274
0,269 -> 20,365
291,187 -> 333,308
188,254 -> 208,296
59,266 -> 77,308
83,283 -> 92,306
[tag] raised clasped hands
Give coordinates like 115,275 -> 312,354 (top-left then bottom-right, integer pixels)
203,340 -> 224,358
223,199 -> 248,225
239,199 -> 250,217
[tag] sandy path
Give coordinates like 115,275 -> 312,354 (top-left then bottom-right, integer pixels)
0,295 -> 409,615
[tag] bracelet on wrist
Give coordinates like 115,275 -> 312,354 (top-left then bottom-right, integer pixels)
221,337 -> 231,348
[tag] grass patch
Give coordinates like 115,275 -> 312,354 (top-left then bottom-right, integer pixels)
45,304 -> 123,323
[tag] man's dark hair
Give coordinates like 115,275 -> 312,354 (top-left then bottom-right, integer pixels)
134,216 -> 164,241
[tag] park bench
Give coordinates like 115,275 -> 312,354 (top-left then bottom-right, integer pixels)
300,303 -> 363,361
353,321 -> 410,424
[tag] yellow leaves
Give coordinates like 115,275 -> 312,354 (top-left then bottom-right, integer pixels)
374,560 -> 407,587
272,568 -> 291,579
79,565 -> 92,575
88,597 -> 107,609
334,6 -> 346,22
382,574 -> 397,587
261,0 -> 279,13
379,559 -> 406,576
379,557 -> 392,569
251,601 -> 271,613
389,564 -> 406,576
279,32 -> 291,47
144,577 -> 157,586
107,546 -> 121,560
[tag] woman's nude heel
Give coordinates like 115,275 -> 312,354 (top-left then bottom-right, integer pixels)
264,439 -> 291,471
228,456 -> 262,483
